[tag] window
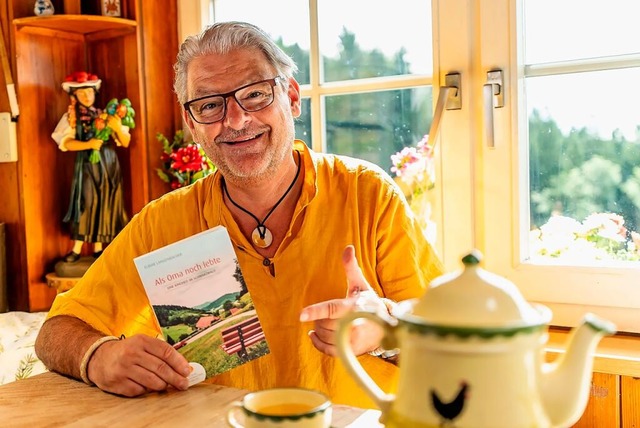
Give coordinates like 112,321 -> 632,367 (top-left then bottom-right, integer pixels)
463,0 -> 640,332
180,0 -> 640,333
208,0 -> 434,177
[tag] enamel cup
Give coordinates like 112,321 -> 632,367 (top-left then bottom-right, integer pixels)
226,387 -> 332,428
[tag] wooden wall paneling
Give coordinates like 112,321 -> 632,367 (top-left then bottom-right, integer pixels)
0,161 -> 24,310
14,27 -> 85,311
0,1 -> 24,310
3,1 -> 179,311
121,29 -> 148,213
622,376 -> 640,427
83,30 -> 146,216
136,0 -> 181,200
62,0 -> 81,15
0,3 -> 10,111
572,372 -> 620,427
7,1 -> 30,22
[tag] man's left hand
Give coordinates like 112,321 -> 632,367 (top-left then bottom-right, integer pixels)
299,245 -> 390,357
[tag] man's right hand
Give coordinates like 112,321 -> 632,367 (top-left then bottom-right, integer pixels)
87,334 -> 192,397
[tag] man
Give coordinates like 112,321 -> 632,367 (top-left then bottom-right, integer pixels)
35,21 -> 443,408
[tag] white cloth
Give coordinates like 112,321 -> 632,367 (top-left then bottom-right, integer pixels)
0,311 -> 48,385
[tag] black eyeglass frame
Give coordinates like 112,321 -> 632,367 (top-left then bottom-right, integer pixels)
183,76 -> 284,124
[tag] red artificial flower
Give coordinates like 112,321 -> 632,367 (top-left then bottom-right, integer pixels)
170,144 -> 206,173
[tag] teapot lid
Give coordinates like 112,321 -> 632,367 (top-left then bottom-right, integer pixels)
408,250 -> 548,328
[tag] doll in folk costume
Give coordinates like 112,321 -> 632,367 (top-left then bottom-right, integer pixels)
51,71 -> 134,264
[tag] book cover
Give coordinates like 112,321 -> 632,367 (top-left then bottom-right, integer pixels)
133,226 -> 269,384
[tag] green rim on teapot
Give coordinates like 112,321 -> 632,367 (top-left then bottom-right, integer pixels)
393,250 -> 552,338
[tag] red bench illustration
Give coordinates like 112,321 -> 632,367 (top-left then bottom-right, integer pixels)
220,315 -> 265,359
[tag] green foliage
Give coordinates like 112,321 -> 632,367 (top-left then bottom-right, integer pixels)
278,28 -> 431,174
155,130 -> 216,190
153,305 -> 208,328
529,110 -> 640,231
15,354 -> 39,380
162,323 -> 195,343
195,292 -> 239,312
233,259 -> 248,296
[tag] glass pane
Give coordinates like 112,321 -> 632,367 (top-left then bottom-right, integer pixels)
295,98 -> 312,146
527,68 -> 640,263
524,0 -> 640,64
325,87 -> 433,175
212,0 -> 311,85
318,0 -> 432,81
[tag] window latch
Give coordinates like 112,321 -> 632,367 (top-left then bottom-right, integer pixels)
425,72 -> 461,150
483,69 -> 504,148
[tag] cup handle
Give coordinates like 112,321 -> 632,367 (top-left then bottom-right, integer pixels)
336,311 -> 396,416
226,401 -> 244,428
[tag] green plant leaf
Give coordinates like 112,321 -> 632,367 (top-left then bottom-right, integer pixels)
192,170 -> 205,182
156,169 -> 170,183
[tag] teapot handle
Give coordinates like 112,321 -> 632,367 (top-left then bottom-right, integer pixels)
336,310 -> 396,417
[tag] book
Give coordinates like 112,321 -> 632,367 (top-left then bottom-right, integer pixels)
133,226 -> 269,385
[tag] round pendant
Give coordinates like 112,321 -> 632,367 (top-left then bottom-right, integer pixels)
252,226 -> 273,248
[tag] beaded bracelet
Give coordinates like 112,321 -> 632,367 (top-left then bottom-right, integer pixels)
79,335 -> 120,385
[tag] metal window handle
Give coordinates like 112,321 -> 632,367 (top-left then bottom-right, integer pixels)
483,70 -> 504,148
426,73 -> 461,150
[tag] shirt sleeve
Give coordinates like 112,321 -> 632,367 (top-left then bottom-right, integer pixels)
51,113 -> 75,151
362,165 -> 444,302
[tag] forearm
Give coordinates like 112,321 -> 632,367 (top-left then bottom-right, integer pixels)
34,315 -> 108,380
61,139 -> 95,152
111,127 -> 131,148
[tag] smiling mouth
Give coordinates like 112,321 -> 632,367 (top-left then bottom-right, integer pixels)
221,132 -> 263,145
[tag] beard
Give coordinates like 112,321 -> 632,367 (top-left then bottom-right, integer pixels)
192,119 -> 295,187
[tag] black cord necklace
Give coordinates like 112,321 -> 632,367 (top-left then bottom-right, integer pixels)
222,150 -> 302,248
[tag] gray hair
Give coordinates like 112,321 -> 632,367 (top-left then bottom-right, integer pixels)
174,21 -> 298,105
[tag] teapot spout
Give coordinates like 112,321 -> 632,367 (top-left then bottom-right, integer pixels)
541,313 -> 616,428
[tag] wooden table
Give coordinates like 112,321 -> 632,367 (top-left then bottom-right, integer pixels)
0,372 -> 383,427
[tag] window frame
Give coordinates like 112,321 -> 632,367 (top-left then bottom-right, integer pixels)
434,0 -> 640,332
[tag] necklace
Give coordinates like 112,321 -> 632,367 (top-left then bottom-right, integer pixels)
222,150 -> 302,248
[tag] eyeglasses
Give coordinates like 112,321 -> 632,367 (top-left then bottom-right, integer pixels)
184,76 -> 283,124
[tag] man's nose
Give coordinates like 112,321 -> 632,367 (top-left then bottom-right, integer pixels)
223,96 -> 250,129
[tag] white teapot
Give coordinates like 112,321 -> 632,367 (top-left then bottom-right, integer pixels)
337,250 -> 616,428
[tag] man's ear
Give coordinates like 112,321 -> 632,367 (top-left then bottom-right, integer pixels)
286,77 -> 302,118
182,108 -> 196,133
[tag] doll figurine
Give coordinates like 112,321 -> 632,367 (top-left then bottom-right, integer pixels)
51,71 -> 131,264
34,0 -> 54,16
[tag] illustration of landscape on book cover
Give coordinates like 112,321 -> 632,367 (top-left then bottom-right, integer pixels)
133,226 -> 270,379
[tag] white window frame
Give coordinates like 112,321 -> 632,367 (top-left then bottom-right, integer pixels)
436,0 -> 640,333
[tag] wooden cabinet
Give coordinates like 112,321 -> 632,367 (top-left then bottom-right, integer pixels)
572,372 -> 640,427
2,0 -> 180,312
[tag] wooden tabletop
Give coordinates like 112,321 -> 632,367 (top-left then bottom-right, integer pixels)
0,372 -> 383,427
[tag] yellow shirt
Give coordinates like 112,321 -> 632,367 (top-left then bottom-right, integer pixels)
48,140 -> 443,408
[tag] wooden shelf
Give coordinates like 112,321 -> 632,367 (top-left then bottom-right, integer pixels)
14,15 -> 136,41
14,15 -> 136,34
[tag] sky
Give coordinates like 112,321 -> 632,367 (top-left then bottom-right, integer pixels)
524,0 -> 640,141
211,0 -> 639,141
